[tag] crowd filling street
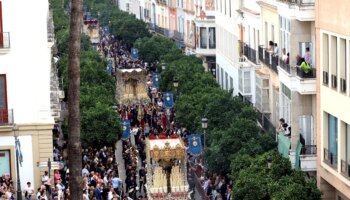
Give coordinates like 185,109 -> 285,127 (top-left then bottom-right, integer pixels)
0,26 -> 232,200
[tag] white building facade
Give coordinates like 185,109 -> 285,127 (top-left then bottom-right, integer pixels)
0,0 -> 54,191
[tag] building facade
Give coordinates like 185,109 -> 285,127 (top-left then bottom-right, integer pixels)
316,0 -> 350,199
0,0 -> 55,191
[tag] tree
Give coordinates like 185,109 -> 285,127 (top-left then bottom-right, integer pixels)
134,36 -> 180,63
67,0 -> 83,199
232,151 -> 322,200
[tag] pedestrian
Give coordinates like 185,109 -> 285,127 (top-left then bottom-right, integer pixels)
23,182 -> 34,200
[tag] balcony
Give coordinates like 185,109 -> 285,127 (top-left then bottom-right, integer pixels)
258,47 -> 278,73
324,148 -> 338,169
341,160 -> 350,179
278,63 -> 316,95
0,109 -> 14,126
277,0 -> 315,6
173,31 -> 184,42
277,0 -> 315,21
299,145 -> 317,171
243,44 -> 258,65
0,32 -> 11,53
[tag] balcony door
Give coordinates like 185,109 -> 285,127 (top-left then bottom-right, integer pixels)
0,75 -> 8,123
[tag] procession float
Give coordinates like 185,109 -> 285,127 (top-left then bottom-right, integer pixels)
145,138 -> 189,200
116,68 -> 148,103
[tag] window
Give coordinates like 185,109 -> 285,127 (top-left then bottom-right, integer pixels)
328,114 -> 338,167
229,0 -> 231,17
271,25 -> 275,43
265,22 -> 268,47
224,0 -> 226,15
221,68 -> 224,88
255,75 -> 269,112
0,150 -> 10,176
280,83 -> 291,125
225,72 -> 228,90
200,27 -> 208,48
244,71 -> 251,93
344,123 -> 350,176
230,77 -> 233,90
220,0 -> 222,13
0,75 -> 8,124
209,27 -> 216,49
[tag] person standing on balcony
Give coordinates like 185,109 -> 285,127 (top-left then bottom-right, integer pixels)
304,47 -> 312,65
273,43 -> 279,57
281,48 -> 288,62
300,58 -> 311,74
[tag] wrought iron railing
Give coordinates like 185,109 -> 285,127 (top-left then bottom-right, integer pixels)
324,148 -> 337,167
243,44 -> 258,64
341,159 -> 350,178
277,0 -> 315,6
258,45 -> 264,62
301,145 -> 316,155
173,31 -> 184,41
0,32 -> 11,49
279,58 -> 291,74
271,56 -> 278,73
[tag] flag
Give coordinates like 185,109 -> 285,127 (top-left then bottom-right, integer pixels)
188,134 -> 202,156
163,91 -> 174,108
15,139 -> 23,167
152,73 -> 161,88
120,120 -> 131,139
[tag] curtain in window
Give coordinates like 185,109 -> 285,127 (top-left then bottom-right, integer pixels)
209,27 -> 216,49
328,114 -> 338,165
200,27 -> 207,48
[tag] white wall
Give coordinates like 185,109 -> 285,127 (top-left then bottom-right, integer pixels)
0,136 -> 34,190
0,0 -> 53,124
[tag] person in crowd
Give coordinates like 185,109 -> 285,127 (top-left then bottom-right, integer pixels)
23,181 -> 34,200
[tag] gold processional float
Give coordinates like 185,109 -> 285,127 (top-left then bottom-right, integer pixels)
116,68 -> 149,104
146,138 -> 189,200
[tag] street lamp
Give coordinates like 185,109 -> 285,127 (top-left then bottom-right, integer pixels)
13,124 -> 22,200
161,63 -> 166,70
173,78 -> 179,88
201,117 -> 208,149
211,67 -> 216,76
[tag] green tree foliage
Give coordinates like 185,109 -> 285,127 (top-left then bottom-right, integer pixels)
134,36 -> 181,63
232,151 -> 322,200
52,0 -> 121,147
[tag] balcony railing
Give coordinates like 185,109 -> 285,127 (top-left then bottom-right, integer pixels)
243,44 -> 258,64
279,58 -> 291,74
259,48 -> 278,73
341,160 -> 350,178
301,145 -> 316,155
296,67 -> 316,78
258,45 -> 264,62
0,109 -> 14,125
324,148 -> 337,168
277,0 -> 315,6
173,31 -> 184,41
0,32 -> 11,49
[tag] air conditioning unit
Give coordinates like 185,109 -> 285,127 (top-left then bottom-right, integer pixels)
340,78 -> 346,93
331,75 -> 337,88
323,71 -> 329,85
